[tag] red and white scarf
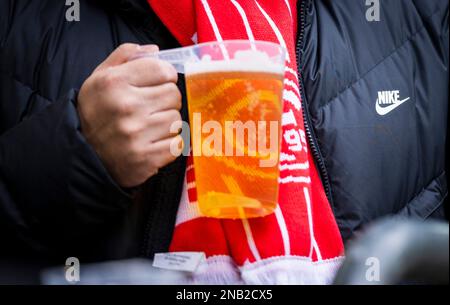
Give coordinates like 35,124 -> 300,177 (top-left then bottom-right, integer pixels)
148,0 -> 344,284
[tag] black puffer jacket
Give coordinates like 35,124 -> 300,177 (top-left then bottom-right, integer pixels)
0,0 -> 448,263
299,0 -> 448,239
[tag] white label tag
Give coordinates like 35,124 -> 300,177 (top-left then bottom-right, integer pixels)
152,252 -> 206,272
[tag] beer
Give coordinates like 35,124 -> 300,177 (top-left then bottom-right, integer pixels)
185,62 -> 284,219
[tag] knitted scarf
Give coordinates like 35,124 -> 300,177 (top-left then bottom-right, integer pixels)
147,0 -> 344,284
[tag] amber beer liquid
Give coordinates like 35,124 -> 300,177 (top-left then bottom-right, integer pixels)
185,62 -> 284,219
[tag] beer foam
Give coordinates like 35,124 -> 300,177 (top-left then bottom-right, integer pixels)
185,50 -> 284,75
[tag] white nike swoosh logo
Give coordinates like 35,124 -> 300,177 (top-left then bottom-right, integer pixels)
375,97 -> 410,116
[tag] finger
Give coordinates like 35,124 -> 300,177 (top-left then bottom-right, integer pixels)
136,83 -> 182,114
144,109 -> 182,142
114,57 -> 178,87
96,44 -> 159,71
147,135 -> 183,169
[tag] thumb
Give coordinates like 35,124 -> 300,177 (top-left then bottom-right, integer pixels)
95,43 -> 159,72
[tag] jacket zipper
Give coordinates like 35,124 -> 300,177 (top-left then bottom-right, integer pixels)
296,0 -> 334,205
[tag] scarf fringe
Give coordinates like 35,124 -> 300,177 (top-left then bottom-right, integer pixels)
181,255 -> 344,285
